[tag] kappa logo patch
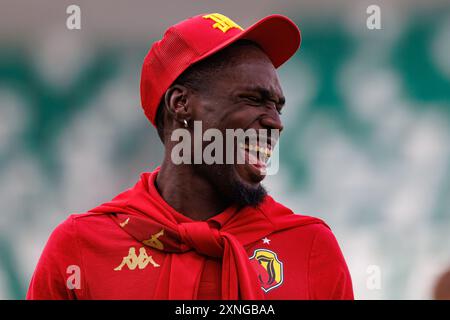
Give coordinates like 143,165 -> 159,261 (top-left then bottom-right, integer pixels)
114,247 -> 160,271
249,249 -> 284,292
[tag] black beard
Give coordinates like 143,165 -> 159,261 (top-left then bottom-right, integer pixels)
194,163 -> 267,208
228,179 -> 267,208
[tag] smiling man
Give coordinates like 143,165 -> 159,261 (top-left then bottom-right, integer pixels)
27,13 -> 353,300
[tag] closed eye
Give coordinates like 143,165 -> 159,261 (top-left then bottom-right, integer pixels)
241,95 -> 262,104
241,96 -> 284,115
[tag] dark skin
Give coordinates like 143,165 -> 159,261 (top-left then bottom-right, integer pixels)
156,45 -> 285,221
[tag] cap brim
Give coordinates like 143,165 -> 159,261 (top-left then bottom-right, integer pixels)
242,14 -> 301,68
194,14 -> 301,68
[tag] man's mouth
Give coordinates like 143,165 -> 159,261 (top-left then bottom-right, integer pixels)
236,139 -> 274,183
219,128 -> 280,185
238,142 -> 272,165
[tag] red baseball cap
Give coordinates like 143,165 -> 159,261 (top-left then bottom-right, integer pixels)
140,13 -> 301,127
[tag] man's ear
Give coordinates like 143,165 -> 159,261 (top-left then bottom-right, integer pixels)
164,84 -> 192,124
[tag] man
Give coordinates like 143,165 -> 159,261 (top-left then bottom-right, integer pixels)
434,267 -> 450,300
27,13 -> 353,300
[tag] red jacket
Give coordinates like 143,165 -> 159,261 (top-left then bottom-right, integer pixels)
27,169 -> 353,300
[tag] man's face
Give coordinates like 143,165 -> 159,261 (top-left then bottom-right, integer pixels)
187,44 -> 285,206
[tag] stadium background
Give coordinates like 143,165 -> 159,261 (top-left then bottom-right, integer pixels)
1,0 -> 450,299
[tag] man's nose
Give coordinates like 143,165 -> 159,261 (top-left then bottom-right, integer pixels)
259,115 -> 284,133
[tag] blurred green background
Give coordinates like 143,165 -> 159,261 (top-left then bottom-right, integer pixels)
1,0 -> 449,299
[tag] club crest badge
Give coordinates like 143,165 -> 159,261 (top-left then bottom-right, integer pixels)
249,249 -> 284,292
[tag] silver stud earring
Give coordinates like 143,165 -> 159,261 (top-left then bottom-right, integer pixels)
183,119 -> 188,128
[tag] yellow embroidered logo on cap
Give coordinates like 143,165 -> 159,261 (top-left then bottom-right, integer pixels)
203,13 -> 243,33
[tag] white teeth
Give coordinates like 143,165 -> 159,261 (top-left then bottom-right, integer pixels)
240,143 -> 272,162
